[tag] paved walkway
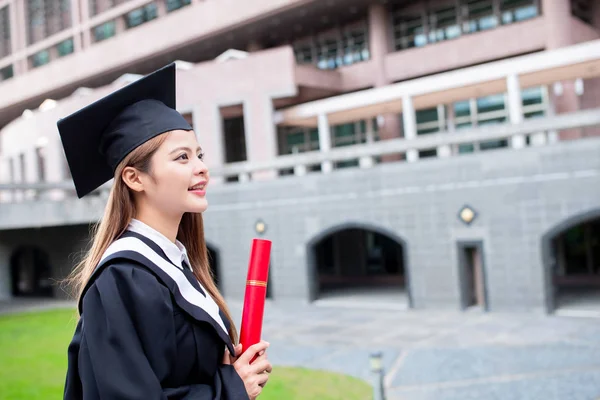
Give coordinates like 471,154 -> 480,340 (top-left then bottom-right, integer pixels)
4,298 -> 600,399
229,301 -> 600,400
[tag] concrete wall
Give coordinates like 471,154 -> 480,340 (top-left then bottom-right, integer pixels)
200,137 -> 600,312
0,224 -> 92,300
2,137 -> 600,311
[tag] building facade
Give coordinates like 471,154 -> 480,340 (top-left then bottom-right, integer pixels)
1,0 -> 600,316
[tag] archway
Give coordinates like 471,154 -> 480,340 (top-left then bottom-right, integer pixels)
543,211 -> 600,316
309,223 -> 410,309
10,246 -> 53,298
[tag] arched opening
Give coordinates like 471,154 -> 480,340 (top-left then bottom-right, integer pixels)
310,224 -> 410,309
10,246 -> 53,298
544,212 -> 600,315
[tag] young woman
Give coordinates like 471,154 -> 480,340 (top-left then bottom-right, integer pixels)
60,64 -> 271,399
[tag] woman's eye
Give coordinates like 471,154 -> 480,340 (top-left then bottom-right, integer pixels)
198,152 -> 204,160
176,153 -> 189,161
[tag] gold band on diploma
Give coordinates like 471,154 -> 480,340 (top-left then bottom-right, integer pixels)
247,280 -> 267,287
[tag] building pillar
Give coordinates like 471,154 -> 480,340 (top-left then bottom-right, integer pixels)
10,0 -> 27,74
70,0 -> 82,52
8,0 -> 18,57
156,0 -> 167,17
317,113 -> 333,173
543,0 -> 582,140
359,118 -> 375,168
368,2 -> 402,161
507,74 -> 525,148
436,104 -> 451,157
402,95 -> 418,162
244,94 -> 278,180
79,0 -> 91,48
194,103 -> 225,184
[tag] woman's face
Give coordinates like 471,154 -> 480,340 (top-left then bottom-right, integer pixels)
140,129 -> 209,216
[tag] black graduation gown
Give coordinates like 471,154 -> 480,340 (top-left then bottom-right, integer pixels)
63,231 -> 249,400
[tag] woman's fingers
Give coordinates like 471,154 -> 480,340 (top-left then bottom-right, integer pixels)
249,358 -> 271,375
257,371 -> 270,387
237,340 -> 270,364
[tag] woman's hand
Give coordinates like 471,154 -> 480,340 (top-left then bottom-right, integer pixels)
223,340 -> 272,400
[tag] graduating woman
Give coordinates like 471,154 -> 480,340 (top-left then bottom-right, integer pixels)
60,63 -> 271,399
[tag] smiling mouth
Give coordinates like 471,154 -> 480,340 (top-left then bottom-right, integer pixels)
188,182 -> 207,191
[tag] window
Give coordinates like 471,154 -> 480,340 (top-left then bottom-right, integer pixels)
392,11 -> 426,50
278,126 -> 319,155
31,50 -> 50,68
392,0 -> 539,52
94,21 -> 116,42
428,6 -> 461,43
450,87 -> 547,154
27,0 -> 72,45
293,19 -> 369,70
416,106 -> 446,158
521,86 -> 547,119
463,0 -> 498,33
0,65 -> 13,81
277,126 -> 320,176
501,0 -> 539,24
56,38 -> 74,57
294,40 -> 314,64
166,0 -> 191,13
0,6 -> 10,59
125,3 -> 158,29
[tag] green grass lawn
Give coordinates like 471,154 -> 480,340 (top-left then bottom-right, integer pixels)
0,309 -> 372,400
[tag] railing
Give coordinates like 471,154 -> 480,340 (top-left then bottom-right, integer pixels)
215,107 -> 600,181
1,108 -> 600,203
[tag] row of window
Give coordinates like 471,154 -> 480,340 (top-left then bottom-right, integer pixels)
29,37 -> 74,68
93,0 -> 191,43
277,86 -> 548,169
293,20 -> 370,70
391,0 -> 540,51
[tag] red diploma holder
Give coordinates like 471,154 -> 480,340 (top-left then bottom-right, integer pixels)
239,238 -> 272,363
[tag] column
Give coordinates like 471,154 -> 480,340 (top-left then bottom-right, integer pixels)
193,103 -> 225,184
368,3 -> 402,161
8,0 -> 18,57
11,0 -> 27,74
402,95 -> 418,162
436,104 -> 451,157
507,74 -> 525,149
70,0 -> 82,52
543,0 -> 581,139
244,94 -> 278,180
317,113 -> 333,173
359,118 -> 375,168
79,0 -> 91,48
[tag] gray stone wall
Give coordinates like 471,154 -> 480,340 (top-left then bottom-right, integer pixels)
1,137 -> 600,311
203,137 -> 600,312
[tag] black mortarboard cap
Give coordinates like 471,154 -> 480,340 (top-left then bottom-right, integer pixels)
57,63 -> 192,198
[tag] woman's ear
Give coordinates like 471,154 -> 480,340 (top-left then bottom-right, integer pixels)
122,166 -> 144,193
